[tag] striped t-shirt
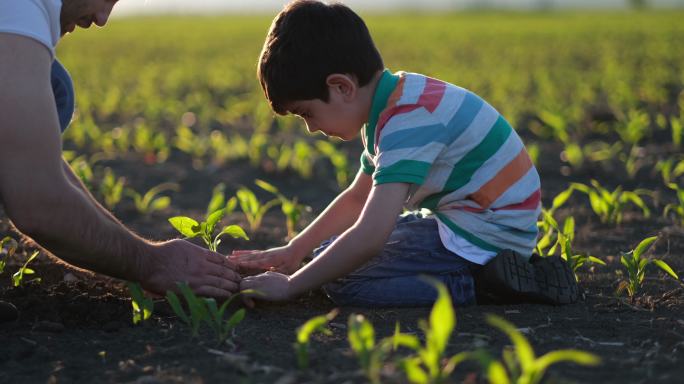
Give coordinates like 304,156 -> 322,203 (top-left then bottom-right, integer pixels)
360,70 -> 541,264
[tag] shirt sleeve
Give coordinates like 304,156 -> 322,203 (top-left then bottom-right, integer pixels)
373,110 -> 445,186
359,151 -> 375,175
0,0 -> 58,58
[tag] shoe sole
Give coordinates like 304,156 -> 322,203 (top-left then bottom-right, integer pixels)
482,251 -> 578,305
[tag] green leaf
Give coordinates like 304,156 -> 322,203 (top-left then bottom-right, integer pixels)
424,277 -> 455,355
206,183 -> 226,216
150,196 -> 171,211
166,291 -> 190,325
487,314 -> 536,373
652,259 -> 679,280
634,236 -> 657,258
206,208 -> 226,232
587,256 -> 607,266
168,216 -> 200,238
255,179 -> 279,194
400,357 -> 429,384
536,350 -> 601,373
217,225 -> 249,241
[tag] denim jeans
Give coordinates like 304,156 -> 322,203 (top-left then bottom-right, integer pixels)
51,59 -> 74,133
312,212 -> 478,307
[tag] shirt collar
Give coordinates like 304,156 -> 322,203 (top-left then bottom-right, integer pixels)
364,69 -> 400,155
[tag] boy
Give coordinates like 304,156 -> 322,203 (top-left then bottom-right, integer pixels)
233,0 -> 577,307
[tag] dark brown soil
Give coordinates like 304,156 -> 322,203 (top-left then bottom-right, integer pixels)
1,142 -> 684,384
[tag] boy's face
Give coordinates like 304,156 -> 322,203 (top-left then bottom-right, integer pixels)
285,74 -> 368,141
61,0 -> 119,36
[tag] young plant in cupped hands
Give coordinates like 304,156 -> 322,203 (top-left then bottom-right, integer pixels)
168,186 -> 247,253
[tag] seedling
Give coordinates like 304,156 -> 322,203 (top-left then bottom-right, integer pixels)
132,121 -> 169,164
166,283 -> 208,338
571,180 -> 651,224
68,155 -> 94,190
0,236 -> 18,274
12,250 -> 41,287
655,157 -> 684,185
393,278 -> 471,383
99,167 -> 125,210
166,282 -> 249,344
255,179 -> 310,239
126,282 -> 154,324
663,183 -> 684,226
294,309 -> 338,370
538,212 -> 605,281
347,314 -> 394,384
126,182 -> 178,215
236,186 -> 280,233
168,204 -> 247,253
472,314 -> 601,384
617,236 -> 679,300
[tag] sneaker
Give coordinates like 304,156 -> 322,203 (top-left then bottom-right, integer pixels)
0,300 -> 19,323
475,250 -> 578,305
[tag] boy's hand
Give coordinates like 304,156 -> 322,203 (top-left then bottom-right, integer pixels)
240,271 -> 292,302
229,245 -> 304,275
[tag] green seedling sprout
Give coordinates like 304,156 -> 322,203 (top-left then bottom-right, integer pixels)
347,314 -> 395,384
655,158 -> 684,185
617,236 -> 679,301
571,180 -> 651,224
203,294 -> 248,345
132,121 -> 169,164
168,197 -> 247,253
236,186 -> 280,234
0,236 -> 18,274
99,167 -> 125,210
126,182 -> 179,215
663,183 -> 684,226
126,282 -> 154,325
393,277 -> 471,383
294,309 -> 338,370
166,283 -> 208,338
12,250 -> 41,287
538,212 -> 605,281
255,179 -> 310,239
473,314 -> 601,384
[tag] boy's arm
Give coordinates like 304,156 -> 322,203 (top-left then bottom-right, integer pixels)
240,182 -> 409,300
231,169 -> 373,273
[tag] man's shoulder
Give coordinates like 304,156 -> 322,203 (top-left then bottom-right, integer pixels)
0,0 -> 61,58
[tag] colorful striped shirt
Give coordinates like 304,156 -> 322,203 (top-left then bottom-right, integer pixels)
361,70 -> 541,264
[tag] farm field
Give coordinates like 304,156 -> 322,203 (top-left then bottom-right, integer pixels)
2,11 -> 684,383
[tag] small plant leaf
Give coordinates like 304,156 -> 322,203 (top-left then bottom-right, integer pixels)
652,259 -> 679,280
168,216 -> 200,238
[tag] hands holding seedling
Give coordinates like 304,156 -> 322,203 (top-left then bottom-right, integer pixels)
229,245 -> 305,275
140,239 -> 241,299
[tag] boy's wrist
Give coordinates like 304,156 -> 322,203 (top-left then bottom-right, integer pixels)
287,237 -> 311,261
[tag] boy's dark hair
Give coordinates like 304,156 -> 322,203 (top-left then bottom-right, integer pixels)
257,0 -> 384,115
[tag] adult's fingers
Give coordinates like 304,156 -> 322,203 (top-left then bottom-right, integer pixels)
231,250 -> 259,256
205,251 -> 239,269
206,260 -> 242,282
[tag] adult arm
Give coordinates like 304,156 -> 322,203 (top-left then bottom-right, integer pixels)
0,34 -> 239,297
240,182 -> 410,300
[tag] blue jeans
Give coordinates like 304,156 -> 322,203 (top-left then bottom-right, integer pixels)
51,59 -> 74,133
312,212 -> 478,307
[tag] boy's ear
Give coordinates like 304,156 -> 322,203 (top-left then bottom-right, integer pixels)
326,74 -> 357,102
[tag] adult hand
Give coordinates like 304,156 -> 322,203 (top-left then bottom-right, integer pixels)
140,239 -> 240,299
229,245 -> 305,275
240,271 -> 292,303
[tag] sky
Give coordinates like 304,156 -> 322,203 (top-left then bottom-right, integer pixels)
112,0 -> 684,16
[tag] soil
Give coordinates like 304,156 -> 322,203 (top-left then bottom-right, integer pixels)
1,141 -> 684,384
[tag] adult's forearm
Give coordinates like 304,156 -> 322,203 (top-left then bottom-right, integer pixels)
11,180 -> 152,282
61,158 -> 121,225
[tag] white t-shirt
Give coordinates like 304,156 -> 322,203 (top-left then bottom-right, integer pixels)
0,0 -> 62,59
